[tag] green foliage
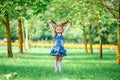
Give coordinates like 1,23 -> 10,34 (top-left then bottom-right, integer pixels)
10,21 -> 18,41
0,0 -> 118,44
108,33 -> 117,44
0,24 -> 6,39
25,0 -> 118,44
0,0 -> 50,20
65,28 -> 83,43
0,0 -> 50,42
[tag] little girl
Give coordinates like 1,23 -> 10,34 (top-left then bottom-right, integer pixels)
47,20 -> 71,72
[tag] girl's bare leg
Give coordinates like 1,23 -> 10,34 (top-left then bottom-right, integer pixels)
58,56 -> 62,62
54,56 -> 59,72
55,56 -> 59,61
58,56 -> 62,72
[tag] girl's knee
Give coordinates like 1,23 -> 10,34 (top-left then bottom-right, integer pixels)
55,56 -> 59,61
59,56 -> 62,61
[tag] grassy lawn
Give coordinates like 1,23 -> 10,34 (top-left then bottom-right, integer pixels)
0,46 -> 120,80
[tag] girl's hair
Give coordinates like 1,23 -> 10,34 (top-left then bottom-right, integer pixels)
47,20 -> 70,36
54,20 -> 69,35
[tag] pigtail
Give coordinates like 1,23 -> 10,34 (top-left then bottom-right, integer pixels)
46,20 -> 56,27
46,22 -> 49,27
51,20 -> 57,24
61,20 -> 71,27
61,20 -> 69,27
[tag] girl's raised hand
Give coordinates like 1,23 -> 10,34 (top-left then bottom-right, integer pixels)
67,20 -> 72,25
68,20 -> 71,23
48,20 -> 51,23
46,20 -> 52,27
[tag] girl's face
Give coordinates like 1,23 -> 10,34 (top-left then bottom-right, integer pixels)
55,27 -> 63,34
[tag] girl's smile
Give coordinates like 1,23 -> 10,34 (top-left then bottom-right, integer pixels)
55,27 -> 63,34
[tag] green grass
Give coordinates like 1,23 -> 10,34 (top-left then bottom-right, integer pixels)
0,46 -> 120,80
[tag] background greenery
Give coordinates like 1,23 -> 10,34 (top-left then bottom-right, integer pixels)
0,0 -> 118,44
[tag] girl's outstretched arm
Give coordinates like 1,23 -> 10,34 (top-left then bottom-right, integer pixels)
47,20 -> 56,37
62,20 -> 71,37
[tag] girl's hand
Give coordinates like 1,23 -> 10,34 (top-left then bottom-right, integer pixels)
46,20 -> 52,27
68,20 -> 72,24
48,20 -> 51,23
46,20 -> 50,27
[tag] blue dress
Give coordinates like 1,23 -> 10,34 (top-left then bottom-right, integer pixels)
50,34 -> 67,57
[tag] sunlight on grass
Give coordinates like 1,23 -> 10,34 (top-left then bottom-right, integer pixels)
0,47 -> 119,80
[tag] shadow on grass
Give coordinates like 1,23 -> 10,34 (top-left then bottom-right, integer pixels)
0,63 -> 119,80
0,52 -> 116,62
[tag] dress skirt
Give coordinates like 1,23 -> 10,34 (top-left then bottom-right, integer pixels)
50,46 -> 67,57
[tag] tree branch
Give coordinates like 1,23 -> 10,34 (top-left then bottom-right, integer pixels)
0,19 -> 6,25
102,0 -> 117,18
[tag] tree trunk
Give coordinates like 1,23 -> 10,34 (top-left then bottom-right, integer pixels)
22,19 -> 26,50
18,18 -> 23,53
95,12 -> 103,58
5,13 -> 13,57
83,26 -> 88,53
25,28 -> 29,49
29,25 -> 32,48
98,23 -> 102,58
117,16 -> 120,64
89,24 -> 93,54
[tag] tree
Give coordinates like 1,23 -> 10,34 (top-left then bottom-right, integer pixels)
18,18 -> 23,53
89,24 -> 93,54
1,13 -> 13,57
0,0 -> 15,57
15,0 -> 50,53
0,0 -> 50,56
102,0 -> 119,64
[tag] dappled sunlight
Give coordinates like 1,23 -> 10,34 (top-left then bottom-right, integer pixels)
63,59 -> 115,64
